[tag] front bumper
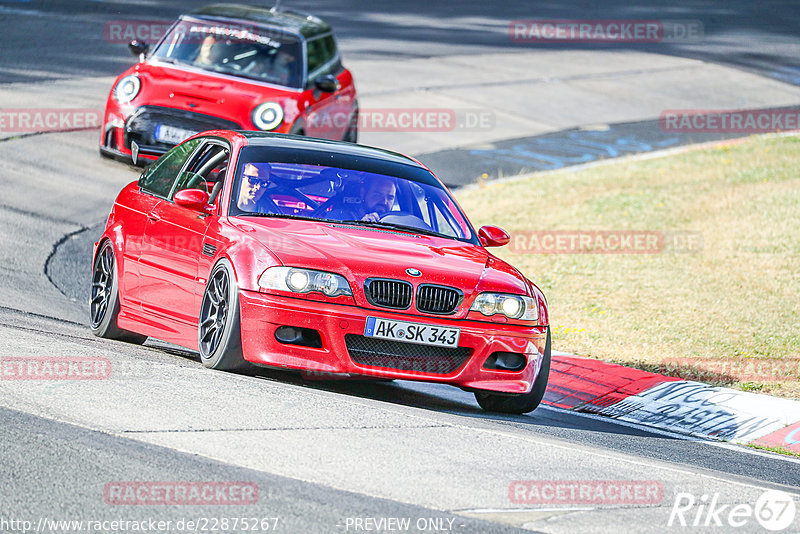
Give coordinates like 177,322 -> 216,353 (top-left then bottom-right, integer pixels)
239,289 -> 548,394
100,104 -> 245,164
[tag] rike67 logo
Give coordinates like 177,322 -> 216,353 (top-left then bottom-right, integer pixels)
668,490 -> 796,531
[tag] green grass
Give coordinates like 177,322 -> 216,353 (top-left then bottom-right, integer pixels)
456,135 -> 800,398
746,443 -> 800,458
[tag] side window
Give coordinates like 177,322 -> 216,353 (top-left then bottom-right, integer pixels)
306,35 -> 336,78
138,138 -> 203,197
172,142 -> 230,200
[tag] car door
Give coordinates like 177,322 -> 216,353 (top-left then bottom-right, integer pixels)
137,137 -> 208,324
124,139 -> 201,308
304,34 -> 353,140
116,176 -> 162,310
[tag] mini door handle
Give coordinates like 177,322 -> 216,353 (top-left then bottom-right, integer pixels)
148,214 -> 161,222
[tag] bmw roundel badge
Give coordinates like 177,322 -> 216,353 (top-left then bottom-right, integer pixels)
406,268 -> 422,277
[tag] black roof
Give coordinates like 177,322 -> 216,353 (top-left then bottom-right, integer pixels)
238,132 -> 423,168
190,4 -> 332,38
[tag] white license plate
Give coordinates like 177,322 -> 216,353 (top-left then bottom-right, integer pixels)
364,317 -> 460,348
154,124 -> 197,144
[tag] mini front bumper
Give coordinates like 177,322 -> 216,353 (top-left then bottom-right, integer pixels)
238,289 -> 548,394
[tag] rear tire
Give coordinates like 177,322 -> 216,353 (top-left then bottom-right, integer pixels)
474,328 -> 551,414
89,240 -> 147,344
198,260 -> 250,373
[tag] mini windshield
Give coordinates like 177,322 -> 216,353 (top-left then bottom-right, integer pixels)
229,160 -> 475,242
151,18 -> 304,88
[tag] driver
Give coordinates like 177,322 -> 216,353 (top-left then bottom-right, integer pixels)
195,35 -> 226,66
236,163 -> 273,213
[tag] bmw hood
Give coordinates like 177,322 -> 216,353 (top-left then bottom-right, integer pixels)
231,218 -> 529,309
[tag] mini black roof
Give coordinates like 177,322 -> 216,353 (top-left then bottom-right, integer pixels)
191,4 -> 332,39
238,132 -> 423,168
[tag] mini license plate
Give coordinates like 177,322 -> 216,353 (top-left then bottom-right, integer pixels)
154,124 -> 197,144
364,317 -> 460,348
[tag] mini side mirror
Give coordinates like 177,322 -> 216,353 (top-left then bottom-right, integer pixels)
128,40 -> 149,57
314,74 -> 339,93
174,189 -> 210,211
478,225 -> 511,247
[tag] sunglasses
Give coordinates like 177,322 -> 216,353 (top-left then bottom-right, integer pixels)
244,175 -> 269,188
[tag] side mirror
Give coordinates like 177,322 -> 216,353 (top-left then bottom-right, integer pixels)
478,225 -> 511,248
314,74 -> 339,93
128,40 -> 149,57
174,189 -> 210,211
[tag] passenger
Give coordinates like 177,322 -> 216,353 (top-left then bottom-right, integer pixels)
272,49 -> 297,85
246,51 -> 274,79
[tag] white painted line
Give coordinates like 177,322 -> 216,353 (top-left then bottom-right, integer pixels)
457,507 -> 596,513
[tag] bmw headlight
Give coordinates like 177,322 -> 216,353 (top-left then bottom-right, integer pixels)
113,75 -> 141,103
259,267 -> 352,297
470,293 -> 538,321
252,102 -> 284,131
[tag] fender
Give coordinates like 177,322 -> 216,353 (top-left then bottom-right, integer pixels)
208,224 -> 282,292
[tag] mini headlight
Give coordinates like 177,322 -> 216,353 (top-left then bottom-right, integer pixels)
114,75 -> 141,103
259,267 -> 352,298
470,292 -> 538,321
252,102 -> 284,130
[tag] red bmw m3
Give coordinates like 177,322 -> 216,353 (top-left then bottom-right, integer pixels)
91,131 -> 550,413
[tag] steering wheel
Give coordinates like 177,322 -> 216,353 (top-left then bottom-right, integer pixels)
179,171 -> 207,192
379,211 -> 432,231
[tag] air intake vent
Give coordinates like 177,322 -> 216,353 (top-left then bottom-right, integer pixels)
202,243 -> 217,257
364,278 -> 412,309
416,284 -> 462,315
345,334 -> 471,374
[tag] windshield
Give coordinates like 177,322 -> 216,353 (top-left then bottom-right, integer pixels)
151,17 -> 304,88
229,159 -> 475,243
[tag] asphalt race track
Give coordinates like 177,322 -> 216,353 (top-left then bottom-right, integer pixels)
1,1 -> 800,533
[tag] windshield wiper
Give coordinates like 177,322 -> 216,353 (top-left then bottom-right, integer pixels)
243,213 -> 324,223
338,219 -> 446,239
154,56 -> 182,65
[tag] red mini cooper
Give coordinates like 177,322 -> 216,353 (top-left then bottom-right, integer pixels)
100,4 -> 358,164
91,132 -> 550,414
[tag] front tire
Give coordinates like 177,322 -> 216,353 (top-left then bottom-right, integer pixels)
89,240 -> 147,344
198,260 -> 250,373
474,328 -> 551,414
